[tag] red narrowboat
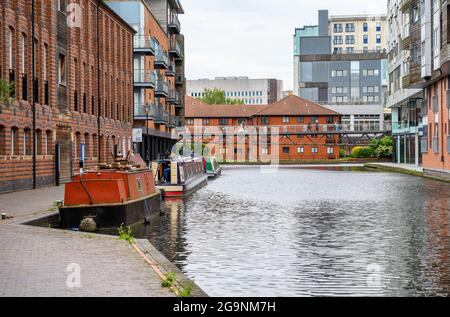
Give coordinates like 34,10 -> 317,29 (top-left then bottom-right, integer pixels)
59,154 -> 161,230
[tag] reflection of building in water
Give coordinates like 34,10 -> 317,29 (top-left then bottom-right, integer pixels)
424,189 -> 449,295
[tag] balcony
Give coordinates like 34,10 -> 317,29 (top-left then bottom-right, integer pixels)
400,0 -> 413,12
168,15 -> 181,34
165,62 -> 176,77
134,103 -> 156,120
175,74 -> 185,86
169,39 -> 183,60
167,89 -> 179,104
155,79 -> 169,97
134,70 -> 156,88
133,35 -> 156,55
154,103 -> 169,125
392,121 -> 421,134
155,50 -> 170,69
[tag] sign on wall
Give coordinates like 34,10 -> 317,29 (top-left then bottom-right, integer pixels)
133,129 -> 143,143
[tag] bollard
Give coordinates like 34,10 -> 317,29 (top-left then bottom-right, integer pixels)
1,213 -> 7,220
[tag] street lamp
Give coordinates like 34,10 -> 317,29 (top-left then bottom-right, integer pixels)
144,103 -> 151,165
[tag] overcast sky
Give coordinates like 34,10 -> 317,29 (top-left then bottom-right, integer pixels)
179,0 -> 387,91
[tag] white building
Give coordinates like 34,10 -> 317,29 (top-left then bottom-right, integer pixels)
187,77 -> 283,105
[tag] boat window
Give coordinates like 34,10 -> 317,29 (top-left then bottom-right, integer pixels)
136,177 -> 143,192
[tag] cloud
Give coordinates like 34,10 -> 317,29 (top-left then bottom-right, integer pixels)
180,0 -> 387,90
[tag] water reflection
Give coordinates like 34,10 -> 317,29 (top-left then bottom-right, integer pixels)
134,166 -> 450,297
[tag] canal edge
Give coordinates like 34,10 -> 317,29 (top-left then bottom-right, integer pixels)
134,239 -> 209,297
365,163 -> 450,183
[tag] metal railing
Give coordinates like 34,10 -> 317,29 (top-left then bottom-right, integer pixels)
134,103 -> 156,119
155,49 -> 170,67
134,69 -> 156,86
155,79 -> 169,96
391,121 -> 421,132
168,15 -> 181,32
133,35 -> 156,53
169,39 -> 182,58
154,103 -> 169,124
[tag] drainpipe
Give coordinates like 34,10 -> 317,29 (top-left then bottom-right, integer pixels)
32,0 -> 36,189
96,3 -> 101,164
441,79 -> 445,163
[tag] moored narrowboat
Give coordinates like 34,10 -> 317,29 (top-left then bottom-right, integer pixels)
59,154 -> 161,230
151,157 -> 208,198
206,157 -> 222,178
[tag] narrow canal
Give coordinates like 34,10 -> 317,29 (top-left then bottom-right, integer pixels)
133,165 -> 450,297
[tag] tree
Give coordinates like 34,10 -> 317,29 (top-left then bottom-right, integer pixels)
0,78 -> 13,105
199,88 -> 244,105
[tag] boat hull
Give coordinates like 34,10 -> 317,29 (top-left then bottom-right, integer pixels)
59,192 -> 161,229
207,167 -> 222,178
158,174 -> 208,198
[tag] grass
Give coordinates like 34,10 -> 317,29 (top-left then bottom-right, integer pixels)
160,272 -> 195,297
118,224 -> 134,244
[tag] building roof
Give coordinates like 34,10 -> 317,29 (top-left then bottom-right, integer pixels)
185,95 -> 341,118
185,96 -> 265,118
255,95 -> 341,116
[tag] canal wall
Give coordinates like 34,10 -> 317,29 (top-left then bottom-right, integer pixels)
365,163 -> 450,183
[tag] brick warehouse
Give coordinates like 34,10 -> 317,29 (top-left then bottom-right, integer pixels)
185,95 -> 342,162
0,0 -> 135,193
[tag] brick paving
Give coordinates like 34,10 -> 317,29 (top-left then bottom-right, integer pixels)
0,186 -> 175,297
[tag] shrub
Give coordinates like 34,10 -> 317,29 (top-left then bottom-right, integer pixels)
351,146 -> 374,158
339,149 -> 347,158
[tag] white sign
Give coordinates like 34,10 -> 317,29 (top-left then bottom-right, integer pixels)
133,128 -> 143,143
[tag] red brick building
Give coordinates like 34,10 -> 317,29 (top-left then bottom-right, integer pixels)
0,0 -> 135,193
185,95 -> 341,162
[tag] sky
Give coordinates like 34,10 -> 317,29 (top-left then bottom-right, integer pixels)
179,0 -> 388,91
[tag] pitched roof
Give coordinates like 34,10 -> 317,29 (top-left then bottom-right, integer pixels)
255,95 -> 341,116
185,96 -> 265,118
184,95 -> 341,119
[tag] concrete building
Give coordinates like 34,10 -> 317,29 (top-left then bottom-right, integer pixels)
387,0 -> 423,166
106,0 -> 185,163
294,10 -> 388,131
187,77 -> 283,105
185,95 -> 341,162
0,0 -> 135,193
329,14 -> 388,54
401,0 -> 450,177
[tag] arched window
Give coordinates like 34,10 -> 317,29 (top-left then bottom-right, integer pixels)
23,128 -> 32,156
92,134 -> 98,158
36,129 -> 43,155
11,127 -> 19,155
75,132 -> 81,158
0,125 -> 5,155
45,130 -> 53,155
84,133 -> 90,159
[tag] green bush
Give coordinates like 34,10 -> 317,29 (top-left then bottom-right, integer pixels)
369,136 -> 393,158
339,149 -> 347,158
351,146 -> 374,158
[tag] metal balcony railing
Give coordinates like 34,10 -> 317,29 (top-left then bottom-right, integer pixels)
391,121 -> 422,133
154,103 -> 169,124
133,35 -> 156,55
155,50 -> 170,69
166,62 -> 176,77
168,15 -> 181,34
134,70 -> 156,87
169,39 -> 182,59
134,103 -> 157,120
155,79 -> 169,97
175,74 -> 185,86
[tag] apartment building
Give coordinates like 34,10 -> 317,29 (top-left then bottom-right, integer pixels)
329,14 -> 387,54
0,0 -> 135,193
187,77 -> 283,105
387,0 -> 423,166
185,95 -> 341,162
106,0 -> 185,163
294,10 -> 388,131
400,0 -> 450,178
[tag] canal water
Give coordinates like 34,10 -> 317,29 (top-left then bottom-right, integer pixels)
132,165 -> 450,297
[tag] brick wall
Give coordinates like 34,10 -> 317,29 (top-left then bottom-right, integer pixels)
0,0 -> 134,193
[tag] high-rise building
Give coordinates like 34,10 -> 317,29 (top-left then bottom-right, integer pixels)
0,0 -> 135,193
106,0 -> 186,163
387,0 -> 423,166
187,77 -> 283,105
294,10 -> 388,130
399,0 -> 450,177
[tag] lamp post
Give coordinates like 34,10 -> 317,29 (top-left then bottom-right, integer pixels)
144,104 -> 150,166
